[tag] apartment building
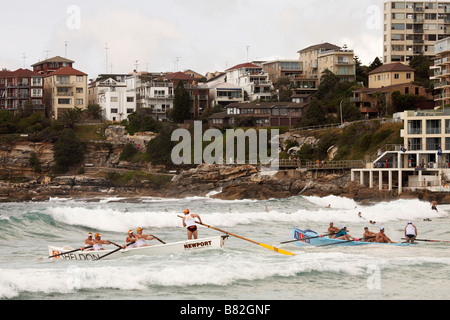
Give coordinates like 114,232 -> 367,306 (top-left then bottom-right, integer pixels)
32,56 -> 75,76
298,42 -> 356,83
88,75 -> 136,122
383,1 -> 450,64
44,66 -> 88,120
208,102 -> 307,128
0,69 -> 44,113
225,63 -> 272,101
206,73 -> 245,107
433,37 -> 450,107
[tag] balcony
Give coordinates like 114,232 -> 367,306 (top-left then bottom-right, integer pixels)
55,81 -> 75,87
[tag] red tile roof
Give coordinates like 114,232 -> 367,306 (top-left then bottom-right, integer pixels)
368,63 -> 415,75
226,63 -> 261,71
45,66 -> 87,77
165,71 -> 196,81
10,68 -> 42,77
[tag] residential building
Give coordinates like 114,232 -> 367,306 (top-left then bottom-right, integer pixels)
208,102 -> 307,128
225,63 -> 273,101
298,42 -> 356,83
368,62 -> 416,88
88,75 -> 136,122
206,73 -> 245,107
262,59 -> 303,83
0,69 -> 44,113
183,69 -> 206,80
44,66 -> 88,119
352,109 -> 450,194
352,83 -> 434,117
432,37 -> 450,107
32,56 -> 75,76
383,1 -> 450,64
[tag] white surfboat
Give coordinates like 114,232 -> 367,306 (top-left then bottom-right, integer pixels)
48,235 -> 228,261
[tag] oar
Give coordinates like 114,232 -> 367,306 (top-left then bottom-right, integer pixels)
401,238 -> 450,243
177,216 -> 295,256
151,235 -> 166,244
95,241 -> 136,261
49,246 -> 93,258
280,233 -> 337,244
317,236 -> 376,247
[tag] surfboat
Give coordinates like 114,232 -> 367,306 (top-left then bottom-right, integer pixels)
49,235 -> 228,261
292,228 -> 415,247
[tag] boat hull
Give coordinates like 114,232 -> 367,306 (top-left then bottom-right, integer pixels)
292,228 -> 414,247
49,236 -> 228,261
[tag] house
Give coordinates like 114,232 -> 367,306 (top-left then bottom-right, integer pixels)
225,63 -> 273,101
44,66 -> 88,120
208,102 -> 307,128
368,62 -> 415,89
88,75 -> 136,122
0,69 -> 44,113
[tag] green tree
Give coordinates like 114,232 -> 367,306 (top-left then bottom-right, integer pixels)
299,98 -> 327,127
52,129 -> 86,173
58,107 -> 83,129
409,54 -> 432,88
172,81 -> 191,123
316,69 -> 338,100
146,124 -> 178,166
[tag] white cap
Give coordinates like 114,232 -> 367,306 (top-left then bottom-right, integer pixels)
408,221 -> 412,224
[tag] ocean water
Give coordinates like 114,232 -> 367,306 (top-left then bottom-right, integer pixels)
0,193 -> 449,302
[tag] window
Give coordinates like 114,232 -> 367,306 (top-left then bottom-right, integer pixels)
76,88 -> 83,93
408,120 -> 422,134
426,119 -> 441,134
31,89 -> 42,97
76,76 -> 84,82
76,99 -> 83,105
58,98 -> 71,104
406,73 -> 412,79
110,97 -> 118,102
127,97 -> 134,102
111,108 -> 118,114
408,138 -> 422,151
127,108 -> 134,114
394,74 -> 400,79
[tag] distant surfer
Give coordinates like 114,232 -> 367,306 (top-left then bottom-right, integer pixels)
358,212 -> 362,218
431,201 -> 438,212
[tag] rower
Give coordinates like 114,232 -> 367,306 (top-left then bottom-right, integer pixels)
404,221 -> 418,243
182,209 -> 203,240
327,222 -> 340,239
135,227 -> 154,247
82,233 -> 95,251
375,227 -> 394,243
125,230 -> 137,248
93,233 -> 112,251
334,226 -> 354,241
362,227 -> 376,242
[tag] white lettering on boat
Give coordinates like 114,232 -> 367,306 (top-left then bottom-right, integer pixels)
184,240 -> 212,250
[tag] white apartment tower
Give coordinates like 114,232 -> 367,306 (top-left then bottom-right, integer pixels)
384,1 -> 450,64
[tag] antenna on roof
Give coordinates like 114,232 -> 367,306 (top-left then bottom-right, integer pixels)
22,53 -> 27,68
105,43 -> 109,74
65,41 -> 68,58
246,46 -> 250,62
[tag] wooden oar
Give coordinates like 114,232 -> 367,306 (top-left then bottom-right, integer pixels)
401,238 -> 450,243
152,235 -> 166,244
95,241 -> 136,261
280,233 -> 337,244
177,216 -> 295,256
49,246 -> 93,258
317,236 -> 376,247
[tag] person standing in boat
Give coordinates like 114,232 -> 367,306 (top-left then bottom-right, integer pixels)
404,221 -> 418,243
328,222 -> 340,238
135,227 -> 155,247
375,227 -> 394,243
93,233 -> 112,251
334,226 -> 354,241
82,233 -> 95,251
182,209 -> 203,240
362,227 -> 376,242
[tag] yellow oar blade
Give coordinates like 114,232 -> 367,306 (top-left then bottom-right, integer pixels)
259,243 -> 296,256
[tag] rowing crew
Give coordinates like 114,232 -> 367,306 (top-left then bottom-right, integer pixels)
327,221 -> 418,243
81,209 -> 203,252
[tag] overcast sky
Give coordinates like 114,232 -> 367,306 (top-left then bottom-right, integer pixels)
1,0 -> 386,79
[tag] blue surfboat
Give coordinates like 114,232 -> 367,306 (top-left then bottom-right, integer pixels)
292,227 -> 415,247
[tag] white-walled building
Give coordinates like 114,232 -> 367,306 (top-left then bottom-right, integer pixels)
225,63 -> 272,101
89,75 -> 136,122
